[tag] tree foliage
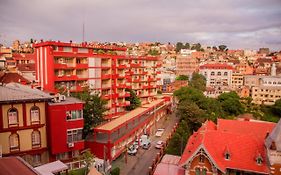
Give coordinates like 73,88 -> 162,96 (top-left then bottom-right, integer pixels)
72,91 -> 107,138
148,49 -> 160,56
125,89 -> 141,111
218,91 -> 244,116
78,150 -> 95,174
175,75 -> 189,81
189,72 -> 206,91
218,45 -> 227,51
272,99 -> 281,115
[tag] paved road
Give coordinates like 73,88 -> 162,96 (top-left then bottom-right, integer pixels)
112,113 -> 179,175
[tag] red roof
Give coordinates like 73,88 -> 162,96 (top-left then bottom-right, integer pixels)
179,119 -> 276,174
199,63 -> 234,70
17,63 -> 35,72
0,72 -> 30,84
0,157 -> 39,175
12,53 -> 36,61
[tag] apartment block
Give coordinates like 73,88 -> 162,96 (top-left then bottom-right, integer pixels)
176,55 -> 199,76
33,41 -> 160,119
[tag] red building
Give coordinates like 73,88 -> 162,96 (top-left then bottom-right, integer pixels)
33,41 -> 161,119
179,118 -> 278,175
47,96 -> 85,163
86,97 -> 172,161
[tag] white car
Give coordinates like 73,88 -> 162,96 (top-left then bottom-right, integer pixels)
155,129 -> 164,137
127,145 -> 138,155
155,141 -> 165,149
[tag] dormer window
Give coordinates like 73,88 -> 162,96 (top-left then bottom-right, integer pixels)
225,152 -> 230,160
256,155 -> 263,165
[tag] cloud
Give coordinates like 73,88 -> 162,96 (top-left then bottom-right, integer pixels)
0,0 -> 280,50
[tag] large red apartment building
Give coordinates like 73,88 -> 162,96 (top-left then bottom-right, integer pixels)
33,41 -> 161,119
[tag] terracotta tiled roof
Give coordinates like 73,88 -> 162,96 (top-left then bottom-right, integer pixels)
17,63 -> 35,72
199,63 -> 234,70
179,119 -> 276,174
0,72 -> 30,84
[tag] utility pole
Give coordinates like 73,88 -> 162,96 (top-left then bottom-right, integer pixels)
82,22 -> 85,42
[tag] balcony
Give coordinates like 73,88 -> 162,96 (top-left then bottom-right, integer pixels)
77,74 -> 88,80
76,63 -> 88,69
54,75 -> 78,81
132,78 -> 141,82
70,85 -> 83,92
116,83 -> 127,88
102,94 -> 111,100
118,92 -> 130,98
125,70 -> 134,75
117,64 -> 127,69
101,74 -> 111,79
148,77 -> 156,82
54,63 -> 67,69
113,101 -> 130,107
117,74 -> 126,79
130,63 -> 142,68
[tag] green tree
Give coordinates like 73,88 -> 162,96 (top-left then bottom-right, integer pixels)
148,49 -> 160,56
191,43 -> 202,51
78,150 -> 95,174
175,75 -> 189,80
189,72 -> 206,91
183,43 -> 190,49
218,91 -> 244,116
218,45 -> 227,51
176,42 -> 184,53
72,91 -> 107,138
125,89 -> 141,111
272,99 -> 281,115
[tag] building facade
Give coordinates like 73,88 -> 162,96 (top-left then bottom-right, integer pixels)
47,96 -> 85,163
0,83 -> 51,166
199,64 -> 233,89
176,55 -> 199,77
33,41 -> 160,119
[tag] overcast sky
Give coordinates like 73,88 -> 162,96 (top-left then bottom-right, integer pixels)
0,0 -> 281,50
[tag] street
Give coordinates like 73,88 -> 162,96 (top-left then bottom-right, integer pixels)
111,113 -> 179,175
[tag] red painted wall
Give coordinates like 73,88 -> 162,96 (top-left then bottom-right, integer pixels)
47,102 -> 84,155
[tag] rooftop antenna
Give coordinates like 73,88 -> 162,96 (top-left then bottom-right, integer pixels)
82,22 -> 85,42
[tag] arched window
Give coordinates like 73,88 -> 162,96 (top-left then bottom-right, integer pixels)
8,108 -> 18,126
202,168 -> 207,175
199,155 -> 205,163
195,168 -> 200,175
211,72 -> 215,76
9,133 -> 19,151
224,72 -> 228,76
30,106 -> 40,124
217,72 -> 221,76
32,131 -> 41,147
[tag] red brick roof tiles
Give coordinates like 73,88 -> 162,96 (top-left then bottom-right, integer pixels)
179,119 -> 276,174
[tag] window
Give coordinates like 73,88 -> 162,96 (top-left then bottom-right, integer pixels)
256,155 -> 263,165
195,168 -> 200,175
30,106 -> 40,124
67,129 -> 83,143
217,72 -> 221,76
202,168 -> 207,175
33,154 -> 41,165
224,72 -> 228,76
8,108 -> 18,126
211,72 -> 215,76
199,155 -> 204,163
9,133 -> 19,151
225,152 -> 230,160
32,131 -> 41,147
66,110 -> 83,120
56,152 -> 69,160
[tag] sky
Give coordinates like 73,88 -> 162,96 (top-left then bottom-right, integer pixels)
0,0 -> 281,50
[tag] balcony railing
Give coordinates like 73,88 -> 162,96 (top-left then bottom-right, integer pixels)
54,75 -> 78,81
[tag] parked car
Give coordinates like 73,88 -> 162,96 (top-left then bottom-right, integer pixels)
133,138 -> 142,149
155,140 -> 164,149
127,145 -> 138,155
142,142 -> 151,150
155,128 -> 164,137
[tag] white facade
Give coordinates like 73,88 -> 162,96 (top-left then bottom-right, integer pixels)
199,68 -> 233,88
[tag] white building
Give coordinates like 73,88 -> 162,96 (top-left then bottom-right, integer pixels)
199,63 -> 234,89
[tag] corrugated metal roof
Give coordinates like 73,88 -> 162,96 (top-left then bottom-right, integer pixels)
0,83 -> 52,103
